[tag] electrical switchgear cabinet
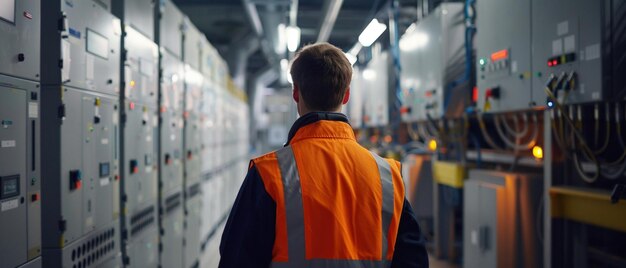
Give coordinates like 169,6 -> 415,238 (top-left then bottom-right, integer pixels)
122,0 -> 155,40
61,0 -> 121,96
160,190 -> 185,268
183,22 -> 203,71
125,225 -> 159,267
400,3 -> 466,122
184,67 -> 204,183
160,50 -> 185,195
123,26 -> 159,105
159,0 -> 184,58
0,0 -> 40,81
463,170 -> 543,268
475,0 -> 533,113
183,185 -> 202,268
363,51 -> 390,127
531,0 -> 607,105
0,75 -> 41,268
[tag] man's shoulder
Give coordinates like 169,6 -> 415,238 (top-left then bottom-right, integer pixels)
250,150 -> 279,165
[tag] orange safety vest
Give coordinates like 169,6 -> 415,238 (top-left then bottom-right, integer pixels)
252,120 -> 405,267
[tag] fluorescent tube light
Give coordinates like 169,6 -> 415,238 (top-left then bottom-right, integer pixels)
358,19 -> 387,47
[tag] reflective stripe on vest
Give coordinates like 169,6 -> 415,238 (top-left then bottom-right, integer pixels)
272,146 -> 395,267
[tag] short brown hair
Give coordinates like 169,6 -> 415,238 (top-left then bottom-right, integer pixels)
290,43 -> 352,111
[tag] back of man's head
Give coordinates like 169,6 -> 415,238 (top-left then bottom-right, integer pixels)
290,43 -> 352,111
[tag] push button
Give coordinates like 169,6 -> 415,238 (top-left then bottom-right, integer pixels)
130,160 -> 139,174
70,170 -> 82,190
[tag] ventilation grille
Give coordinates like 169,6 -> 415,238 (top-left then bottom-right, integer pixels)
70,228 -> 116,268
188,183 -> 201,199
130,205 -> 155,236
165,192 -> 182,214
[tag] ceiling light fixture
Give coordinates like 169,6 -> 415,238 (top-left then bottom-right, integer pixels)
344,52 -> 357,65
286,26 -> 301,52
277,24 -> 287,54
358,19 -> 387,47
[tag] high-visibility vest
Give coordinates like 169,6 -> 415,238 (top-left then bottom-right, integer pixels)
253,120 -> 405,267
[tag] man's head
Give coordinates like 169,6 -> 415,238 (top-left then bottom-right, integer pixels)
290,43 -> 352,115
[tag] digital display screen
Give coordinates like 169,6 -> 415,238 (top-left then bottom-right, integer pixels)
1,175 -> 19,199
0,0 -> 16,23
99,162 -> 110,177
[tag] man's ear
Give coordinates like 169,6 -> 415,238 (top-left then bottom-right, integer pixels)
293,85 -> 300,103
342,88 -> 350,104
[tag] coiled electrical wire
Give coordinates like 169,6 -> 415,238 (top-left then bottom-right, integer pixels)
494,113 -> 537,150
477,113 -> 504,151
501,113 -> 530,139
545,86 -> 599,183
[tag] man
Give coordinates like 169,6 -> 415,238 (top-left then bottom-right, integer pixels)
219,43 -> 428,267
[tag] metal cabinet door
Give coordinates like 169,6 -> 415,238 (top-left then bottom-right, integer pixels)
0,87 -> 28,268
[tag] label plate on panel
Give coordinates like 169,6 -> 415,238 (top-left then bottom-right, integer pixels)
1,140 -> 16,148
1,199 -> 19,211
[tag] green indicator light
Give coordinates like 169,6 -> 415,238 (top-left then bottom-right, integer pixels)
479,59 -> 486,65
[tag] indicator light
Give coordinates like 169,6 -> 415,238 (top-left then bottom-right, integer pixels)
129,80 -> 136,88
129,102 -> 135,110
384,135 -> 393,143
428,139 -> 437,151
479,59 -> 486,65
490,49 -> 508,61
532,146 -> 543,159
547,100 -> 554,108
472,86 -> 479,103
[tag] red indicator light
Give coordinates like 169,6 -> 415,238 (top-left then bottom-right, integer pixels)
548,61 -> 553,67
490,49 -> 508,61
129,102 -> 135,110
553,60 -> 558,65
472,86 -> 479,102
160,106 -> 167,113
76,180 -> 82,190
132,166 -> 138,174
